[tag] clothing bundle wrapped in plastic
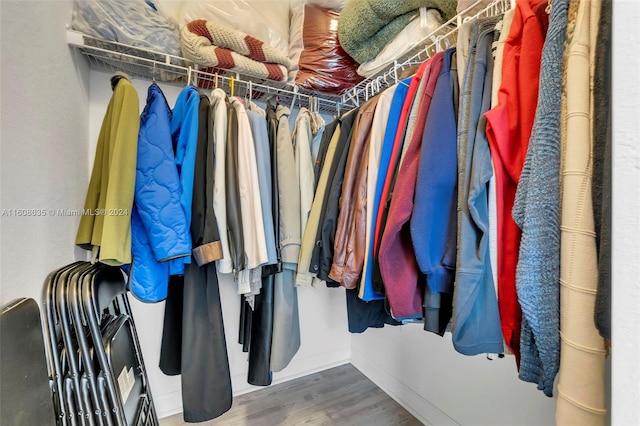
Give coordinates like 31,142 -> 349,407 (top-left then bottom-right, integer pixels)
289,2 -> 363,94
70,0 -> 181,57
180,20 -> 292,82
154,0 -> 290,55
357,8 -> 444,78
338,0 -> 457,64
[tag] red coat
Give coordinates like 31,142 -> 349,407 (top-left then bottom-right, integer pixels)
484,0 -> 549,364
378,52 -> 444,319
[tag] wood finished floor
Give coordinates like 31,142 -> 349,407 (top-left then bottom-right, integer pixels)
159,363 -> 423,425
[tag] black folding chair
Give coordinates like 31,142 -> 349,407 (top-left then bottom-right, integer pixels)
43,261 -> 86,426
41,261 -> 158,426
80,265 -> 158,426
1,298 -> 57,425
68,262 -> 111,426
57,262 -> 97,426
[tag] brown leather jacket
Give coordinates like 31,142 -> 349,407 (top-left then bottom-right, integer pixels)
328,96 -> 379,288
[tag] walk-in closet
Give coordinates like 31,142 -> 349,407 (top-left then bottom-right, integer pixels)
1,0 -> 638,425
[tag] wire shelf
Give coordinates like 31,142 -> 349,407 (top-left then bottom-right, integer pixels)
67,30 -> 348,115
340,0 -> 513,107
67,0 -> 512,115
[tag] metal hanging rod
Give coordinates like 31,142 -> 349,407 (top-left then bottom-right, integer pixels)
188,67 -> 332,110
66,29 -> 354,114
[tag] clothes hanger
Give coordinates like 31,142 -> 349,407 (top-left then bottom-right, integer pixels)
265,90 -> 274,107
382,74 -> 389,88
393,61 -> 399,84
290,86 -> 299,111
215,72 -> 219,90
187,66 -> 193,86
244,80 -> 252,106
230,75 -> 235,97
265,88 -> 280,109
435,35 -> 443,52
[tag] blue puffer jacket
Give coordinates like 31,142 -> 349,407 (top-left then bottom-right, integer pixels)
129,84 -> 191,302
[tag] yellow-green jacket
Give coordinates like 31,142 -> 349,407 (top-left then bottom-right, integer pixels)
76,73 -> 139,265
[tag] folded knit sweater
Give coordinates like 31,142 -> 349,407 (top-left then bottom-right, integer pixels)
181,20 -> 292,82
338,0 -> 457,64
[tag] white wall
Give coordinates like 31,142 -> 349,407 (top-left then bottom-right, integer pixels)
88,72 -> 351,418
351,327 -> 556,425
0,1 -> 90,304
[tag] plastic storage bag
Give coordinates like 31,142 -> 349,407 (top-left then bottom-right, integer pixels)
357,8 -> 444,78
155,0 -> 290,55
71,0 -> 182,57
289,2 -> 363,94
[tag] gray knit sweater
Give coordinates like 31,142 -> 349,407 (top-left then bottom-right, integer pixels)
512,0 -> 569,398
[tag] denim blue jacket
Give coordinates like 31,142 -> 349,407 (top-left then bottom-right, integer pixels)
452,18 -> 504,356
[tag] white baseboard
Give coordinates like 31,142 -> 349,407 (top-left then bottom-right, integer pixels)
154,389 -> 183,420
155,345 -> 351,420
351,347 -> 460,426
233,345 -> 351,396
